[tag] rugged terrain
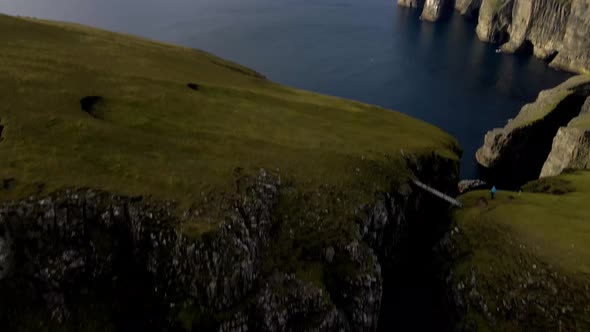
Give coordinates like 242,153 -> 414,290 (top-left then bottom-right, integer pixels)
0,14 -> 461,331
398,0 -> 590,74
476,75 -> 590,186
440,171 -> 590,331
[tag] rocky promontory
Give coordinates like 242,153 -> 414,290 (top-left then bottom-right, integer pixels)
476,75 -> 590,185
540,96 -> 590,177
398,0 -> 590,74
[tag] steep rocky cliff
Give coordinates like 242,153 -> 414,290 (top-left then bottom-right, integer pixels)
476,75 -> 590,186
0,156 -> 460,331
0,14 -> 463,331
397,0 -> 425,8
455,0 -> 482,17
540,96 -> 590,177
475,0 -> 590,73
399,0 -> 590,74
421,0 -> 448,21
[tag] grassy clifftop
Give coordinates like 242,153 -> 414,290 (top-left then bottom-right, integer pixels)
0,14 -> 458,206
445,171 -> 590,331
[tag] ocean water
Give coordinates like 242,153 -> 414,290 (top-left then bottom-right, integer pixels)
2,0 -> 572,178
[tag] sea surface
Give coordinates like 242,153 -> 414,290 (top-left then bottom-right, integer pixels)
2,0 -> 572,178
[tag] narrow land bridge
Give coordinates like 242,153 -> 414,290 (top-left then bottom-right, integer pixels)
412,179 -> 463,208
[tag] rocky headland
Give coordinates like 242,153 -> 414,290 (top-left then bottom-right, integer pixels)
399,0 -> 590,74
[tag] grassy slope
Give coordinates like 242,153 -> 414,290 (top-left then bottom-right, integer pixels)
0,14 -> 458,207
508,75 -> 590,129
451,171 -> 590,330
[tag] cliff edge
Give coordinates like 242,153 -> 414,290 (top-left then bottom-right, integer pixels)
476,75 -> 590,186
0,14 -> 461,331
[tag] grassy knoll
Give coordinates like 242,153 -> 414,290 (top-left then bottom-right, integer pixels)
447,171 -> 590,331
0,14 -> 458,207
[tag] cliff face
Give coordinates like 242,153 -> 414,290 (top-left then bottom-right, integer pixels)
400,0 -> 590,74
421,0 -> 448,21
551,0 -> 590,73
397,0 -> 425,8
475,0 -> 590,73
476,76 -> 590,186
540,96 -> 590,177
540,127 -> 590,177
0,156 -> 460,331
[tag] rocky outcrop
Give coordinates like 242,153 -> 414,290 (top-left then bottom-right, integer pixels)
476,0 -> 514,42
540,126 -> 590,177
455,0 -> 482,17
421,0 -> 447,21
397,0 -> 425,8
0,156 -> 460,331
476,76 -> 590,186
458,179 -> 487,193
583,96 -> 590,114
540,96 -> 590,178
473,0 -> 590,73
501,0 -> 571,59
551,0 -> 590,73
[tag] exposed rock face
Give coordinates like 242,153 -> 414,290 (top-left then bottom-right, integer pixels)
397,0 -> 425,8
583,96 -> 590,114
0,157 -> 460,331
540,127 -> 590,177
472,0 -> 590,73
551,0 -> 590,73
476,76 -> 590,186
458,179 -> 487,193
476,0 -> 514,42
455,0 -> 482,17
421,0 -> 447,21
501,0 -> 571,59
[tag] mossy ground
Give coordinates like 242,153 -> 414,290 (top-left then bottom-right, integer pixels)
0,14 -> 457,209
448,171 -> 590,331
0,14 -> 460,330
508,75 -> 590,129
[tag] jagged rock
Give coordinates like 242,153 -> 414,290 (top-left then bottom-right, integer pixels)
540,127 -> 590,177
473,0 -> 590,74
476,75 -> 590,185
421,0 -> 447,21
458,179 -> 487,193
397,0 -> 425,8
551,0 -> 590,73
583,96 -> 590,114
455,0 -> 482,17
501,0 -> 571,59
476,0 -> 514,42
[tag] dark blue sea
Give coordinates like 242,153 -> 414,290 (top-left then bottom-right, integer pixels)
2,0 -> 572,178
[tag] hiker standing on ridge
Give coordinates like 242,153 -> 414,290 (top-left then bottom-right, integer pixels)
491,186 -> 497,199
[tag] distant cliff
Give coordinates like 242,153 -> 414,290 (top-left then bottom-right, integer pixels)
398,0 -> 590,74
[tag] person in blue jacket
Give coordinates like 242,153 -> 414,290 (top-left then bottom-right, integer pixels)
491,185 -> 497,199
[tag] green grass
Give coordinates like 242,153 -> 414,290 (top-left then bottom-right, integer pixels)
0,14 -> 458,208
457,171 -> 590,275
447,171 -> 590,330
507,75 -> 590,129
